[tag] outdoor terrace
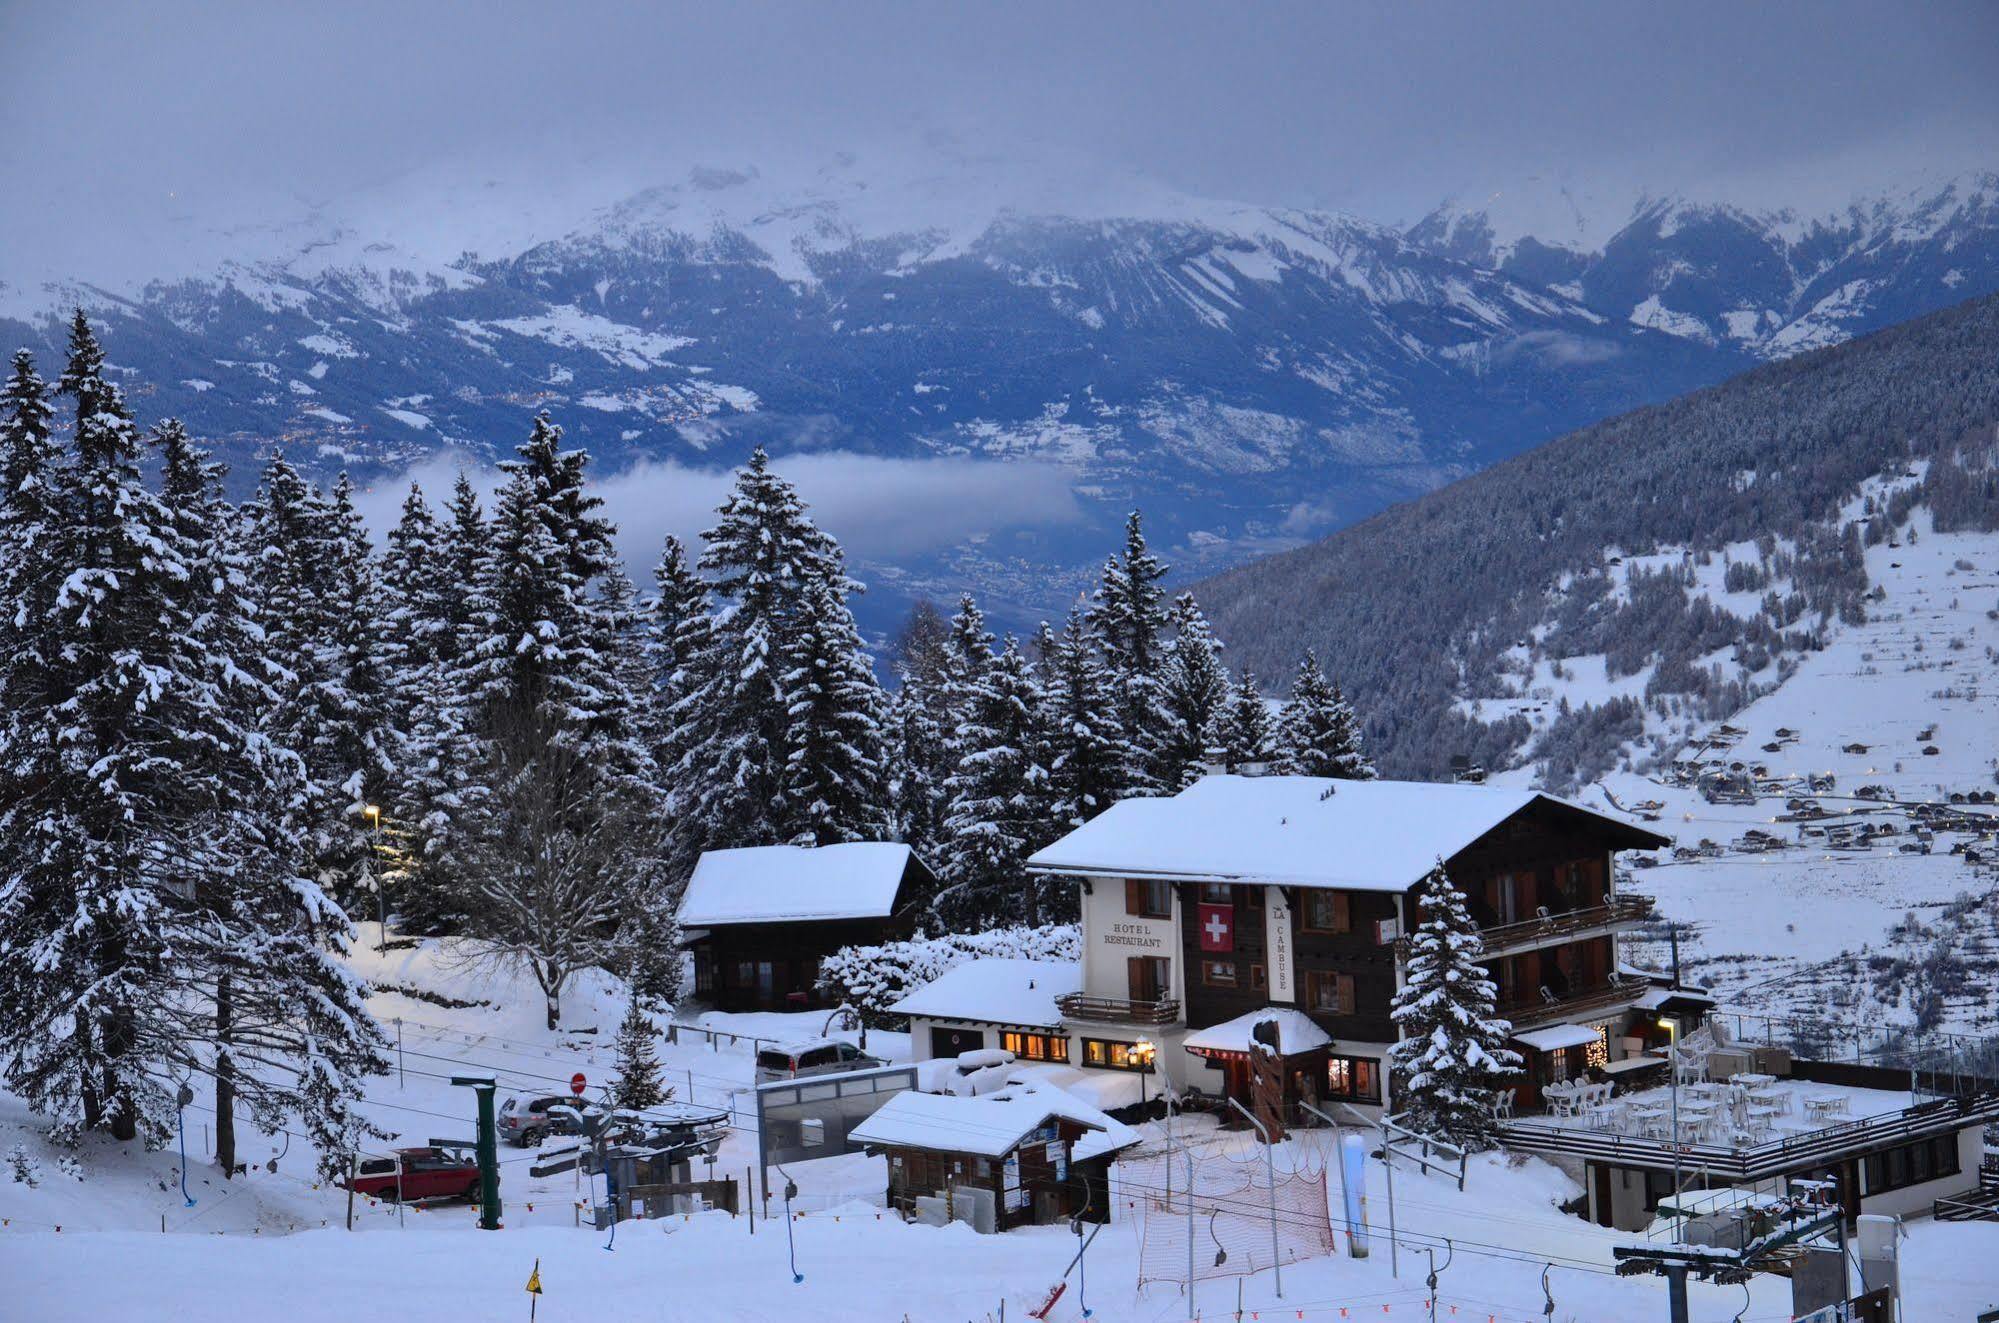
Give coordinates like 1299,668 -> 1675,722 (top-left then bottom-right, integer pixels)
1498,1076 -> 1999,1181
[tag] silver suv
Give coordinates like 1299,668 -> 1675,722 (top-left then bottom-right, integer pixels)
754,1038 -> 885,1084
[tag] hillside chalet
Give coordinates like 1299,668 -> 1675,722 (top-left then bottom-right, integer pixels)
903,775 -> 1674,1121
678,843 -> 932,1011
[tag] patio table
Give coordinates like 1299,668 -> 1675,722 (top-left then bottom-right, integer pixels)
1802,1094 -> 1849,1121
1731,1072 -> 1776,1088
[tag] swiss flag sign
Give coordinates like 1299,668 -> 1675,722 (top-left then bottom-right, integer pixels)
1197,902 -> 1234,952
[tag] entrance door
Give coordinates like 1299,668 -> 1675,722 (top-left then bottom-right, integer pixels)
931,1025 -> 985,1058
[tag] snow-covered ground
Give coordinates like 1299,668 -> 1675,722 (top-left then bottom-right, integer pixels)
9,1110 -> 1997,1320
6,934 -> 1995,1319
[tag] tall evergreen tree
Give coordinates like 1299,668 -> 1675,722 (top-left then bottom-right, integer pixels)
1388,863 -> 1520,1151
1042,606 -> 1125,833
1089,510 -> 1172,794
393,473 -> 491,928
305,474 -> 402,911
0,351 -> 60,746
668,449 -> 846,852
1159,592 -> 1229,789
445,415 -> 658,1028
0,316 -> 230,1142
378,483 -> 448,727
1275,650 -> 1376,780
1213,671 -> 1275,772
155,423 -> 389,1175
937,638 -> 1056,927
779,574 -> 893,845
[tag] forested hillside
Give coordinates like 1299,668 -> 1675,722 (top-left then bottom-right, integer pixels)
1197,290 -> 1999,781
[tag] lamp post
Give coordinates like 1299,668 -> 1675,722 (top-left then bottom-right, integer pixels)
1132,1040 -> 1157,1110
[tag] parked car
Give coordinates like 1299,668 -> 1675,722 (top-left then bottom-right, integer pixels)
754,1038 -> 885,1083
346,1147 -> 482,1202
499,1094 -> 589,1147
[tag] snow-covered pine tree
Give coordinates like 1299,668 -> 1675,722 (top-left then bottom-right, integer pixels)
0,350 -> 60,744
668,449 -> 846,853
883,679 -> 948,853
936,637 -> 1057,927
154,423 -> 390,1176
1213,671 -> 1275,772
1089,510 -> 1172,795
446,415 -> 659,1028
302,474 -> 402,912
0,316 -> 223,1143
1159,592 -> 1229,789
779,573 -> 893,845
647,534 -> 712,882
1042,607 -> 1127,836
392,473 -> 492,930
881,600 -> 955,854
1275,650 -> 1377,780
379,483 -> 448,730
608,1001 -> 667,1113
1387,862 -> 1521,1151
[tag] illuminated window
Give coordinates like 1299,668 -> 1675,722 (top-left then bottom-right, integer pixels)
1000,1031 -> 1070,1063
1325,1055 -> 1380,1102
1082,1039 -> 1149,1071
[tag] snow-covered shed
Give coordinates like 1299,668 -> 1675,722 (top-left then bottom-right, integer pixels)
852,1080 -> 1138,1230
891,958 -> 1079,1063
678,843 -> 932,1012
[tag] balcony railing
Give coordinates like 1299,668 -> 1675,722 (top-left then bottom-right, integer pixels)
1501,974 -> 1646,1028
1401,893 -> 1656,959
1055,993 -> 1182,1026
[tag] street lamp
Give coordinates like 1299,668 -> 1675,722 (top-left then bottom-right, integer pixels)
1132,1040 -> 1157,1110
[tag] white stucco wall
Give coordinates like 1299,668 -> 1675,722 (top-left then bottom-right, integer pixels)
1077,874 -> 1184,1007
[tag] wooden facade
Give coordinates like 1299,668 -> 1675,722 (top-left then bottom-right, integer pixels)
691,914 -> 915,1012
878,1117 -> 1115,1231
1154,796 -> 1662,1114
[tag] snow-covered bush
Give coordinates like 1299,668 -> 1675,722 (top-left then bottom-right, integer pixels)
6,1143 -> 42,1187
817,924 -> 1081,1028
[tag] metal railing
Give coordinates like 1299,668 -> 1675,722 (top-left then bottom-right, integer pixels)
1054,993 -> 1182,1025
1402,893 -> 1656,959
1500,1089 -> 1999,1181
1501,974 -> 1645,1028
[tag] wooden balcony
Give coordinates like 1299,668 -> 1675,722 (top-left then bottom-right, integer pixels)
1401,893 -> 1656,960
1502,974 -> 1646,1028
1055,993 -> 1182,1026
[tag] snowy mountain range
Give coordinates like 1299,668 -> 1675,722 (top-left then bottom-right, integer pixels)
5,151 -> 1997,628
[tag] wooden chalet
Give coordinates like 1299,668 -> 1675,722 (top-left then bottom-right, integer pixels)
851,1082 -> 1138,1231
677,843 -> 931,1012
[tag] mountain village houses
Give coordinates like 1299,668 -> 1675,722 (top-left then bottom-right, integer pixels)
682,774 -> 1999,1234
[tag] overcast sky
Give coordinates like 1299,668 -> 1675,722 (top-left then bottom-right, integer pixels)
5,0 -> 1997,232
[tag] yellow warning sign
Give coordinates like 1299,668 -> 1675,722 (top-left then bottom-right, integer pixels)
525,1261 -> 542,1295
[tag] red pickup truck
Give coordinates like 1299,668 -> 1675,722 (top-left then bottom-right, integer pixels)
347,1148 -> 483,1202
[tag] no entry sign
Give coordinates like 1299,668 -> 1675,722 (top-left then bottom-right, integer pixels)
570,1072 -> 587,1096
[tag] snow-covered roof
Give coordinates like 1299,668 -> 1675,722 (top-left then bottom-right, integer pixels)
1512,1023 -> 1602,1052
890,958 -> 1080,1029
677,842 -> 922,926
1633,985 -> 1716,1011
850,1080 -> 1140,1163
1026,775 -> 1667,892
1182,1008 -> 1332,1056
